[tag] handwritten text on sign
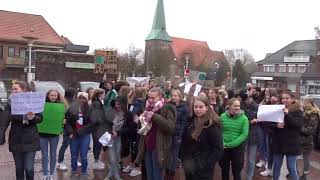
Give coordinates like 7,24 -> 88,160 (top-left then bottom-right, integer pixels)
10,92 -> 46,115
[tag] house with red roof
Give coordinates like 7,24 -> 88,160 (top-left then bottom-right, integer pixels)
0,10 -> 104,87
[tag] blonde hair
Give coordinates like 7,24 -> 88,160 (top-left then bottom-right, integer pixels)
171,89 -> 184,102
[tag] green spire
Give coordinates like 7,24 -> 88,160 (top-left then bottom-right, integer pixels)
146,0 -> 171,42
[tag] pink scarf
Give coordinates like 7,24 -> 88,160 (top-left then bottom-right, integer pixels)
138,98 -> 165,135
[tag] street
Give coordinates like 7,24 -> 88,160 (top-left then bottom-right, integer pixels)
0,135 -> 320,180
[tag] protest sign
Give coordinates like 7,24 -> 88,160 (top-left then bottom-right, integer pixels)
183,81 -> 202,96
37,103 -> 65,135
257,105 -> 285,123
126,77 -> 150,87
10,92 -> 46,115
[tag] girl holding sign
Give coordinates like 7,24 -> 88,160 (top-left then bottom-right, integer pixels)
272,91 -> 303,180
0,81 -> 43,180
38,90 -> 67,180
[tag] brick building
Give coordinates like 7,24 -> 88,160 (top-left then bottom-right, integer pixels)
0,10 -> 105,88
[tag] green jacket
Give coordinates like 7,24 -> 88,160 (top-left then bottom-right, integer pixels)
220,111 -> 249,148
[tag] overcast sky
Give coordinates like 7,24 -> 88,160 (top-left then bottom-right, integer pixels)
2,0 -> 320,61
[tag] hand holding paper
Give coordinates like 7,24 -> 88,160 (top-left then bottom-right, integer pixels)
257,105 -> 285,123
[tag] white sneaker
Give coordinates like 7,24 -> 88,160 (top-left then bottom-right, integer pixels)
48,175 -> 54,180
56,162 -> 68,171
129,168 -> 142,177
123,165 -> 134,173
42,176 -> 48,180
256,160 -> 265,168
260,168 -> 272,177
92,162 -> 105,170
77,161 -> 82,167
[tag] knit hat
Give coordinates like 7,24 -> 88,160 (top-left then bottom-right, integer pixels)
77,92 -> 89,101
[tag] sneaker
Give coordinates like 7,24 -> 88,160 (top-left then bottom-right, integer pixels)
77,161 -> 82,167
129,168 -> 142,177
256,160 -> 265,168
104,177 -> 111,180
92,162 -> 105,170
48,175 -> 54,180
42,176 -> 48,180
56,162 -> 68,171
123,165 -> 134,173
260,169 -> 273,177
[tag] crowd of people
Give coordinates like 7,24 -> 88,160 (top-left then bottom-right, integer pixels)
0,80 -> 319,180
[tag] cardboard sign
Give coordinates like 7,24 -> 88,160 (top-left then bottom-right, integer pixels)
94,50 -> 118,74
10,92 -> 46,115
37,103 -> 65,135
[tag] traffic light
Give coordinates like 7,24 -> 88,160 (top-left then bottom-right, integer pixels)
184,69 -> 190,76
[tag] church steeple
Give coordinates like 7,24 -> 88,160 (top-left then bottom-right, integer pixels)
146,0 -> 171,42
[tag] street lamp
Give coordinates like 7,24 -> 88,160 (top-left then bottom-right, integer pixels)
22,35 -> 38,84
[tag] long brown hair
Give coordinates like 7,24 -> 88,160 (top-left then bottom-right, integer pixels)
13,81 -> 30,92
191,95 -> 220,140
46,89 -> 69,109
91,88 -> 105,100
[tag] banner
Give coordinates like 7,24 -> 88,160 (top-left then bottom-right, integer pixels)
183,81 -> 202,96
37,103 -> 65,135
257,105 -> 285,123
10,92 -> 46,115
126,77 -> 150,87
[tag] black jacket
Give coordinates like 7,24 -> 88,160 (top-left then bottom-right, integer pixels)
65,101 -> 93,137
181,118 -> 223,179
242,100 -> 259,145
272,100 -> 304,155
0,107 -> 42,153
90,98 -> 112,142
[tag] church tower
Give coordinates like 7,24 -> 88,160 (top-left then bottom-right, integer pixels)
145,0 -> 173,77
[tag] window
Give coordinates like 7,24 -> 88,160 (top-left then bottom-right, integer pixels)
8,47 -> 15,57
263,65 -> 275,72
297,65 -> 306,73
288,83 -> 296,92
279,65 -> 286,72
19,48 -> 26,59
288,65 -> 296,73
0,46 -> 3,59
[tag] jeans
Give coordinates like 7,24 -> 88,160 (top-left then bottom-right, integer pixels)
302,150 -> 311,174
246,144 -> 258,180
257,126 -> 267,161
58,129 -> 70,163
266,133 -> 273,169
145,150 -> 163,180
169,137 -> 182,171
92,133 -> 102,161
107,136 -> 122,179
12,151 -> 36,180
70,133 -> 91,174
273,154 -> 299,180
219,145 -> 245,180
40,136 -> 60,176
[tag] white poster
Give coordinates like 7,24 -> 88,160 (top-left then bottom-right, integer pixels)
257,105 -> 285,123
126,77 -> 150,87
183,81 -> 202,96
10,92 -> 46,115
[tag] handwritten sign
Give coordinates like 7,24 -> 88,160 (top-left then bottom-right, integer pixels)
94,50 -> 118,74
257,105 -> 285,123
10,92 -> 46,115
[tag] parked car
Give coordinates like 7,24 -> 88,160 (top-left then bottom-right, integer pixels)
0,82 -> 8,111
79,81 -> 100,92
31,81 -> 65,96
301,94 -> 320,150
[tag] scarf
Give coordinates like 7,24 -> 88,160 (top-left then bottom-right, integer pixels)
138,98 -> 165,135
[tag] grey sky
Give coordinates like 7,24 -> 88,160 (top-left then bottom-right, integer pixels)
2,0 -> 319,61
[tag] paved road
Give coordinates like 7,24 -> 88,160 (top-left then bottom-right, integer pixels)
0,136 -> 320,180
